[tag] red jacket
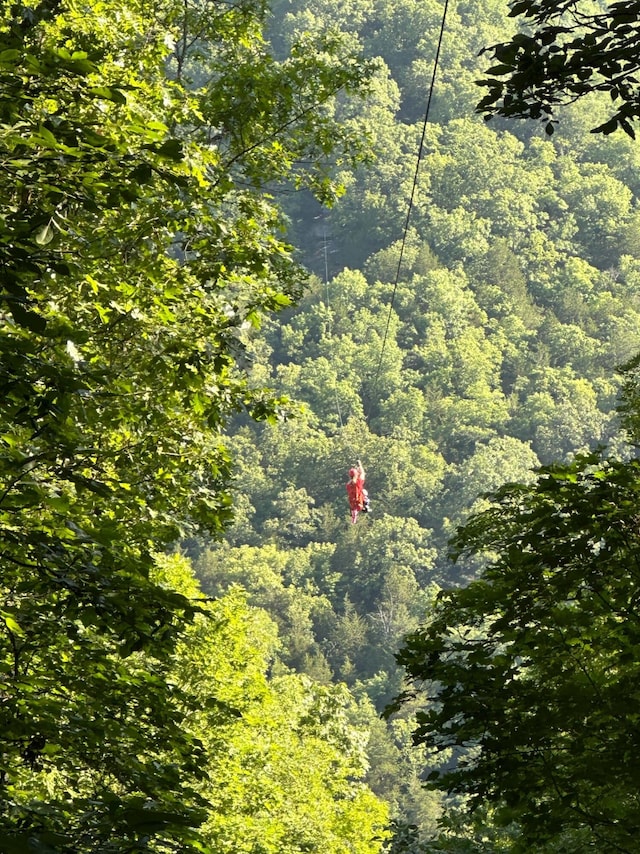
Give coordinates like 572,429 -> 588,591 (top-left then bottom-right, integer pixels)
346,476 -> 365,511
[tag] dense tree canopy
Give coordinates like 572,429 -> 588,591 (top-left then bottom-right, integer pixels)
207,0 -> 640,847
159,554 -> 389,854
392,442 -> 640,852
0,0 -> 377,849
5,0 -> 640,849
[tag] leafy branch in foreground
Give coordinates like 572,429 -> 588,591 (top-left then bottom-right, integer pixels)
477,0 -> 640,137
391,446 -> 640,852
0,0 -> 374,849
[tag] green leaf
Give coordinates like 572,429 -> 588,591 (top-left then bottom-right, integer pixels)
1,611 -> 24,635
35,124 -> 57,147
9,302 -> 47,332
0,48 -> 22,63
156,138 -> 184,160
34,221 -> 54,245
89,85 -> 127,104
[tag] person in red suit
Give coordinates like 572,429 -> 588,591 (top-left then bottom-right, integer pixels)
346,459 -> 367,524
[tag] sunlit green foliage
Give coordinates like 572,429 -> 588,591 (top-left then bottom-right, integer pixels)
158,554 -> 389,854
0,0 -> 375,848
203,0 -> 640,849
6,0 -> 640,849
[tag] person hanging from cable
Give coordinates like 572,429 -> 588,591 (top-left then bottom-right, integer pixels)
346,459 -> 369,524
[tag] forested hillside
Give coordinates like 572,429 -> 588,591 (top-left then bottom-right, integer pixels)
190,0 -> 640,849
3,0 -> 640,851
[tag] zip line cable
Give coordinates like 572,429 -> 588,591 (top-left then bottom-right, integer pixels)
368,0 -> 450,415
321,0 -> 450,460
322,224 -> 345,430
319,223 -> 364,460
